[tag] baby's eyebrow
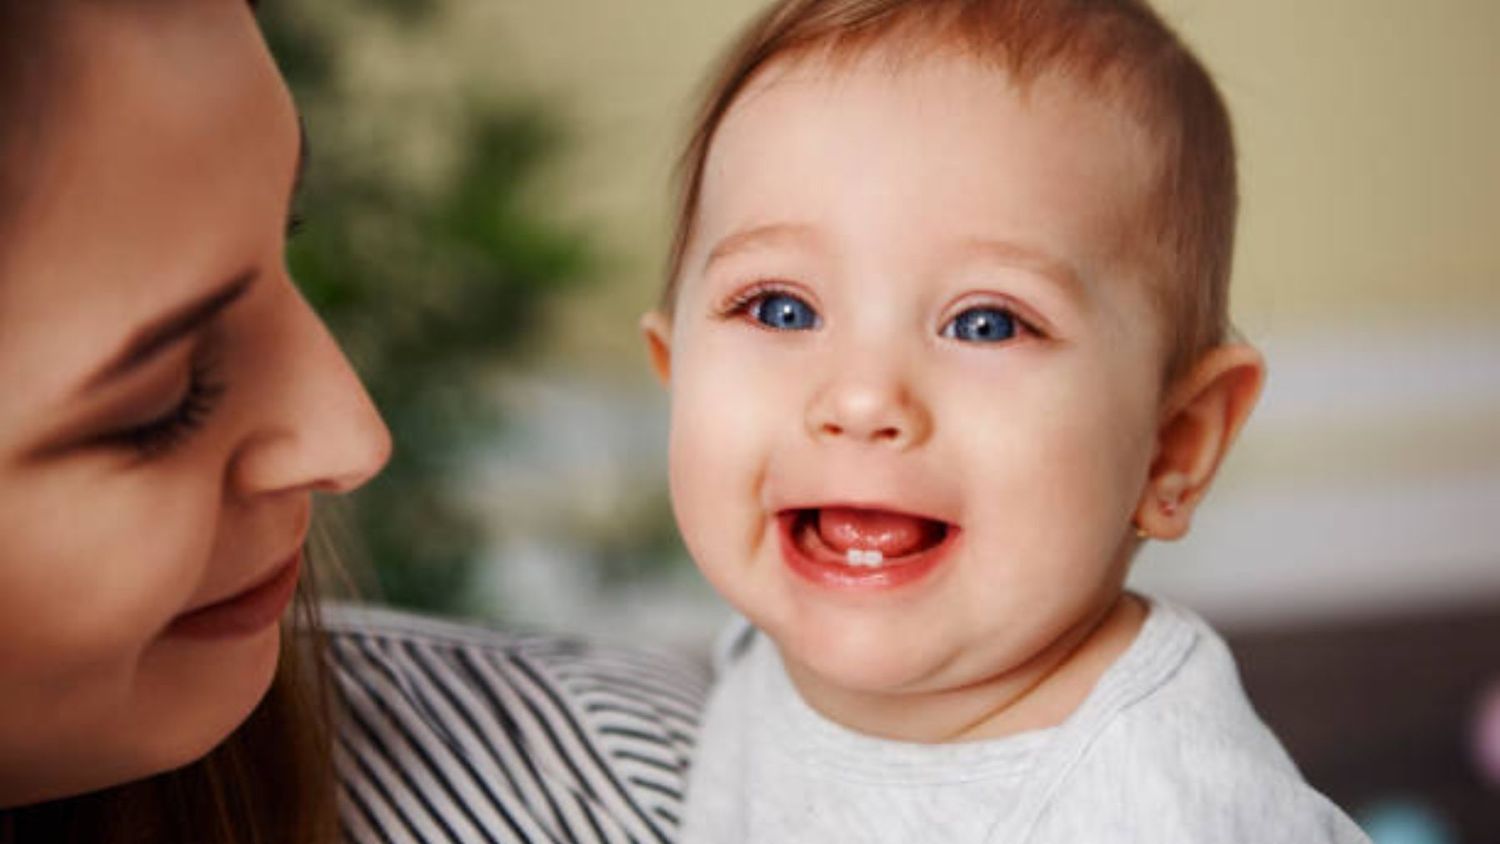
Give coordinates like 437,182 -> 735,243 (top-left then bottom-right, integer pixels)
956,237 -> 1088,306
702,222 -> 822,273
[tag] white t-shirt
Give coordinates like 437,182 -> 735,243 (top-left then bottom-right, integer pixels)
682,595 -> 1371,843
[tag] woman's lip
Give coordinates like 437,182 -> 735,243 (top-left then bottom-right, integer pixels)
165,552 -> 302,640
776,511 -> 959,591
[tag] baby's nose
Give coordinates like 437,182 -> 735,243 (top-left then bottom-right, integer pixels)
805,375 -> 931,449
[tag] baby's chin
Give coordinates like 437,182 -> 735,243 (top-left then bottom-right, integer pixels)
767,615 -> 962,699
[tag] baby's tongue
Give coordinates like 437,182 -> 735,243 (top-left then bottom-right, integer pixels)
816,507 -> 938,558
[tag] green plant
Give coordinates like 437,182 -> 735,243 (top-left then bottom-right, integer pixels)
261,3 -> 592,614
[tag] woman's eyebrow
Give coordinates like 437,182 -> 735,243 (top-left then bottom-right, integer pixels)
76,122 -> 301,396
81,271 -> 255,393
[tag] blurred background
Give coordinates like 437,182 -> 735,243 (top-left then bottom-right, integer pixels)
260,1 -> 1499,841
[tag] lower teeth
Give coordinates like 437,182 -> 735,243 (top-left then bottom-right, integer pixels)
845,549 -> 885,567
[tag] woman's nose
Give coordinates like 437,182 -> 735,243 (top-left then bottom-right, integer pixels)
230,290 -> 391,498
804,366 -> 931,450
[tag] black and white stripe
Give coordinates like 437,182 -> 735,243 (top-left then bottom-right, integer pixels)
325,605 -> 708,843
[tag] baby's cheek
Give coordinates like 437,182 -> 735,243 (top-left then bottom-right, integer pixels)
666,351 -> 784,570
668,402 -> 744,552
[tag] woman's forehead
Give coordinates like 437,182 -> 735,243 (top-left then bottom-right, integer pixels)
0,1 -> 296,413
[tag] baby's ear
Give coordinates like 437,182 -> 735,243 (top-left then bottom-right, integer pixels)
639,311 -> 674,386
1133,344 -> 1264,541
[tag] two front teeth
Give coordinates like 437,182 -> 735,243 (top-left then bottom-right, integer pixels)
845,548 -> 887,568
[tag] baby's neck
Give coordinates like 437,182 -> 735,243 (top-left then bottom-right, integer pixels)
782,593 -> 1148,743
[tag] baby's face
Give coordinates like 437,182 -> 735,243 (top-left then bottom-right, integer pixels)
655,51 -> 1170,714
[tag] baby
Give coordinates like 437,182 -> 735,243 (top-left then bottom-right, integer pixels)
641,0 -> 1370,841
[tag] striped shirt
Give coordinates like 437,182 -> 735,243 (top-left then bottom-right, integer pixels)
325,605 -> 709,844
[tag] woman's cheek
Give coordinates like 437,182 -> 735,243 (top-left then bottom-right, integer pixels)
44,466 -> 214,654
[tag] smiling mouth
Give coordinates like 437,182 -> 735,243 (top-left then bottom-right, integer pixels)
778,506 -> 958,588
165,552 -> 302,641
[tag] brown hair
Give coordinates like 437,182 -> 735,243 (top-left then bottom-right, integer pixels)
0,2 -> 60,242
0,2 -> 340,842
661,0 -> 1238,378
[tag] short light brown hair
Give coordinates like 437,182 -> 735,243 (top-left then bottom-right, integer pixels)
662,0 -> 1237,378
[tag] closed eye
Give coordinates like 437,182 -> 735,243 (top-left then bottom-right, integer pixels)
104,346 -> 226,460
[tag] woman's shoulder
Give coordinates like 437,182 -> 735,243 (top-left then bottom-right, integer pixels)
320,602 -> 710,717
321,602 -> 710,843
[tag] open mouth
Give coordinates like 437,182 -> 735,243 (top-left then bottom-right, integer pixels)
778,506 -> 958,588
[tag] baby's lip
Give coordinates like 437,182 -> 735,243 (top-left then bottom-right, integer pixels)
775,503 -> 961,563
772,500 -> 958,529
776,506 -> 961,587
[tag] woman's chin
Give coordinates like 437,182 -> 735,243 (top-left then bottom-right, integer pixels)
131,623 -> 284,775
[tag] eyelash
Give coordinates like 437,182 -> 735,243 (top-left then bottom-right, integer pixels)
103,207 -> 291,461
112,351 -> 227,459
944,300 -> 1042,340
716,280 -> 806,321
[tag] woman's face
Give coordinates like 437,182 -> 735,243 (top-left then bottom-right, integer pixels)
0,1 -> 390,806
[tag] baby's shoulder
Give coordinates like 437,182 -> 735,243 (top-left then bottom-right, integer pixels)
1028,605 -> 1369,842
1036,713 -> 1368,842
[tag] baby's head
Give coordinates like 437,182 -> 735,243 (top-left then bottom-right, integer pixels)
643,0 -> 1263,739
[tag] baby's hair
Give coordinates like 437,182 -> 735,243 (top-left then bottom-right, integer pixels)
662,0 -> 1237,379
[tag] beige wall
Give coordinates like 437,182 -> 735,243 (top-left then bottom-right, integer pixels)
427,1 -> 767,367
1163,0 -> 1500,329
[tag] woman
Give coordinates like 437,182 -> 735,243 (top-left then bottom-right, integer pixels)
0,1 -> 704,841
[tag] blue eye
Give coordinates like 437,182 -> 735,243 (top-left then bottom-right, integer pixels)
944,307 -> 1018,343
749,292 -> 820,331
